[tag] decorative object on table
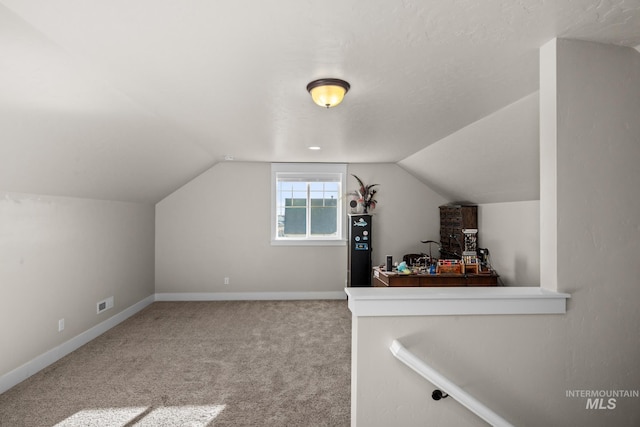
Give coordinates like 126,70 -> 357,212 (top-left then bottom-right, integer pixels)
397,261 -> 411,274
348,192 -> 362,214
461,230 -> 480,273
436,259 -> 463,274
478,248 -> 493,274
351,175 -> 378,214
462,228 -> 478,255
420,239 -> 441,268
462,255 -> 480,274
402,253 -> 424,266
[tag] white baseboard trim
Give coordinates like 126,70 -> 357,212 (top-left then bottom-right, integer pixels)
0,295 -> 155,395
154,291 -> 347,301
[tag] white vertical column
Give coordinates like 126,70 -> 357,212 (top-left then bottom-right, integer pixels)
539,39 -> 558,291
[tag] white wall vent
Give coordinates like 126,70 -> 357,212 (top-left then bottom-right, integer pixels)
97,296 -> 114,314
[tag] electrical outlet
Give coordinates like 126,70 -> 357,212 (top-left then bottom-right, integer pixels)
58,318 -> 65,332
224,277 -> 230,285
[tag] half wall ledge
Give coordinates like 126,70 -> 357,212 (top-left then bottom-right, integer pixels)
345,287 -> 570,317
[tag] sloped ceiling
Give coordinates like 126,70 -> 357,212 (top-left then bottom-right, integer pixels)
399,92 -> 540,204
1,1 -> 639,203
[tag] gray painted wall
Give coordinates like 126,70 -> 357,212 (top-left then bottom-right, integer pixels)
154,162 -> 449,295
0,193 -> 155,377
398,92 -> 540,204
479,201 -> 540,286
154,161 -> 539,296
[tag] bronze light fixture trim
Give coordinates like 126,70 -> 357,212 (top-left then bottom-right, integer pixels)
306,78 -> 351,108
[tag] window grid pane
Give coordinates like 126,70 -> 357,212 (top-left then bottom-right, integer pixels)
276,178 -> 340,239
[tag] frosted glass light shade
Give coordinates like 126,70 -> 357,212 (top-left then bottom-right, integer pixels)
306,78 -> 350,108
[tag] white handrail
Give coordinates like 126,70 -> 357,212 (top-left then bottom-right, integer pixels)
390,339 -> 514,427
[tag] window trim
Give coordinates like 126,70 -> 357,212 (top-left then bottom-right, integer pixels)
271,163 -> 347,246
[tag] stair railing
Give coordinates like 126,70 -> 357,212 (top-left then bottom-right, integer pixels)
390,339 -> 514,427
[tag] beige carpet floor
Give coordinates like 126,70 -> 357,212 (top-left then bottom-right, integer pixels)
0,300 -> 352,426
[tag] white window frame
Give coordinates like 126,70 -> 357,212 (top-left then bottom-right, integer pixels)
271,163 -> 347,246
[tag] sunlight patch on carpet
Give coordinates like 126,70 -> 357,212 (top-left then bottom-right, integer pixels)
53,404 -> 226,427
54,407 -> 147,427
135,405 -> 226,426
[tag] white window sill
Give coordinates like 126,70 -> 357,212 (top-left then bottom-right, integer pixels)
344,286 -> 570,317
271,239 -> 347,246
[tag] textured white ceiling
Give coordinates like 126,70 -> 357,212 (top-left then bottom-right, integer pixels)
1,1 -> 639,203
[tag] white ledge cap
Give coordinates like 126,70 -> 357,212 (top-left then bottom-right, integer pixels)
345,286 -> 570,317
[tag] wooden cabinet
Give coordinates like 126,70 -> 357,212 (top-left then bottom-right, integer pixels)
373,268 -> 498,287
439,205 -> 477,259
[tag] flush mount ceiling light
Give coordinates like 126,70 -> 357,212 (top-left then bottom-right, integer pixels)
306,78 -> 350,108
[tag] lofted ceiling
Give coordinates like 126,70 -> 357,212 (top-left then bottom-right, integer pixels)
1,1 -> 639,204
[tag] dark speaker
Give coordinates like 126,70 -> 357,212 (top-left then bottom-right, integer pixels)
348,214 -> 372,287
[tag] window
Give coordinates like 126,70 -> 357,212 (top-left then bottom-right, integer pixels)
271,163 -> 347,245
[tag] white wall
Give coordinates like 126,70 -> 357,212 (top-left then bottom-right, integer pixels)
155,162 -> 447,296
0,192 -> 155,377
155,162 -> 348,295
347,164 -> 448,267
351,40 -> 640,426
352,164 -> 540,286
153,160 -> 536,294
554,39 -> 640,409
398,92 -> 539,204
478,201 -> 540,286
